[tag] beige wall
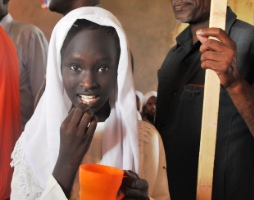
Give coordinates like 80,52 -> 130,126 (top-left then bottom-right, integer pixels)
9,0 -> 254,94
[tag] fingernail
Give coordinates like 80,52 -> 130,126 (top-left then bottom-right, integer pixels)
196,29 -> 202,35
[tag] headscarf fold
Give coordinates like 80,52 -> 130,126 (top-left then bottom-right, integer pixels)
21,7 -> 139,188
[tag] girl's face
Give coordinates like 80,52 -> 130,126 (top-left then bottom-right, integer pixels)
61,28 -> 119,117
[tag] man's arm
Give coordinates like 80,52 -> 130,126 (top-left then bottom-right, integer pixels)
197,28 -> 254,137
226,76 -> 254,136
27,27 -> 48,99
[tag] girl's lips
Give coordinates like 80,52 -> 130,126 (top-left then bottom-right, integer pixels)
78,94 -> 99,106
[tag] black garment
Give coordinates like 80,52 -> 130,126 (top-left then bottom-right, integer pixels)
156,7 -> 254,200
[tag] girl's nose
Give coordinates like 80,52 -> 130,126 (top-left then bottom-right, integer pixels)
79,72 -> 97,90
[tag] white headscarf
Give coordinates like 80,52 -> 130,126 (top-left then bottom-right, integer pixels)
21,7 -> 139,188
141,91 -> 157,113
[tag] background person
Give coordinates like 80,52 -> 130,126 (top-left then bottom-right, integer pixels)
135,90 -> 143,120
48,0 -> 100,15
141,91 -> 157,125
0,0 -> 48,130
0,26 -> 21,200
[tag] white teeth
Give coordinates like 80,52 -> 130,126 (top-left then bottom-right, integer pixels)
79,95 -> 96,105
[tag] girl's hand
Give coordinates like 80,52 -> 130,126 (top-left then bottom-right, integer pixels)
53,103 -> 98,197
120,170 -> 149,200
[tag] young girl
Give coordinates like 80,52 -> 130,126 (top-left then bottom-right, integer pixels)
11,7 -> 170,200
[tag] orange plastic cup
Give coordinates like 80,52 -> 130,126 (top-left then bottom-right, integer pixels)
79,164 -> 125,200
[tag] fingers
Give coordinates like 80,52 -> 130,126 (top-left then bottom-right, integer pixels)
77,108 -> 93,134
197,28 -> 231,44
196,33 -> 208,44
70,104 -> 91,128
199,38 -> 235,57
63,104 -> 90,127
200,50 -> 232,70
82,115 -> 98,145
72,105 -> 98,142
197,28 -> 236,53
61,105 -> 76,125
61,103 -> 97,141
196,28 -> 236,72
122,171 -> 145,188
120,170 -> 149,200
196,28 -> 239,88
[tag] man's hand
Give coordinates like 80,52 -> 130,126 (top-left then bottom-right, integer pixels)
196,28 -> 240,89
197,28 -> 254,137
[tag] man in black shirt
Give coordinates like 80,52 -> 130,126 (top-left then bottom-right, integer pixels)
156,0 -> 254,199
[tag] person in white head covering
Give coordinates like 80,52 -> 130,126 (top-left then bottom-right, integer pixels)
135,90 -> 143,120
141,91 -> 157,125
10,7 -> 170,200
135,90 -> 143,111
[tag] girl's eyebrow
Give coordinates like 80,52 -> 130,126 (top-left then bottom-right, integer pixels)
65,52 -> 114,60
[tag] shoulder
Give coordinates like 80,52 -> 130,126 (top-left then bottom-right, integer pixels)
138,120 -> 158,134
226,7 -> 254,36
229,19 -> 254,40
233,19 -> 254,30
138,120 -> 162,162
11,20 -> 46,39
138,120 -> 161,145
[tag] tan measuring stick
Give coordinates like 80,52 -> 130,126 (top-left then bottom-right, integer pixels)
196,0 -> 227,199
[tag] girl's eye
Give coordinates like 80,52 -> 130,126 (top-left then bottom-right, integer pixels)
70,65 -> 82,72
98,66 -> 109,73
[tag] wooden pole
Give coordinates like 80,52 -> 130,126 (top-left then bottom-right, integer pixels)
196,0 -> 227,199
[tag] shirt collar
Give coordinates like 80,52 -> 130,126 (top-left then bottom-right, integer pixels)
225,7 -> 237,33
0,13 -> 13,34
175,26 -> 196,53
175,7 -> 237,47
176,26 -> 192,45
